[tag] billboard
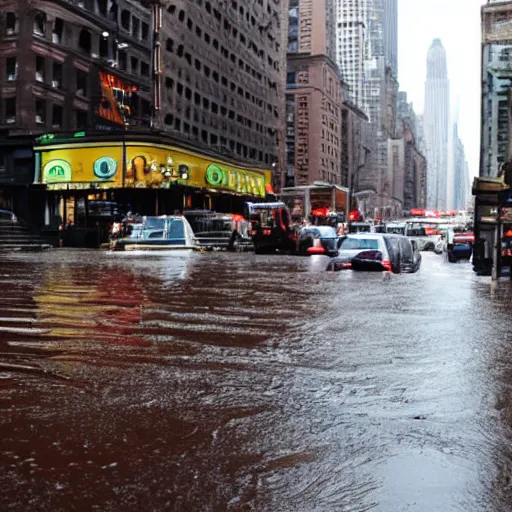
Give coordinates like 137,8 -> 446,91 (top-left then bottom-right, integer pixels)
37,142 -> 271,198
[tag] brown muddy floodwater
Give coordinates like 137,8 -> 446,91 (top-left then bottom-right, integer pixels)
1,250 -> 512,511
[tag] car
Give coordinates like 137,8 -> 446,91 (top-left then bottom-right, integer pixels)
326,234 -> 421,273
183,210 -> 251,250
447,230 -> 474,262
297,226 -> 340,256
246,202 -> 297,254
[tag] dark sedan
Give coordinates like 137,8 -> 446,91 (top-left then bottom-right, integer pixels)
297,226 -> 340,257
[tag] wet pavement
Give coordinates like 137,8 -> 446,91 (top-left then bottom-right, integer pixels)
1,250 -> 512,510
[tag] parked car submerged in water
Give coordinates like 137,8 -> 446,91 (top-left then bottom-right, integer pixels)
183,210 -> 251,251
326,234 -> 421,273
113,215 -> 199,251
297,226 -> 340,256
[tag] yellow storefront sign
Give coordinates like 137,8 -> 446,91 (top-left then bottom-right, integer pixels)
36,142 -> 271,198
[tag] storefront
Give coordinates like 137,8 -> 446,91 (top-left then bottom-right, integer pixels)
34,135 -> 273,246
280,183 -> 348,221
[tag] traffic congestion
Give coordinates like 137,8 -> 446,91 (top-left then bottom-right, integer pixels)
107,203 -> 475,275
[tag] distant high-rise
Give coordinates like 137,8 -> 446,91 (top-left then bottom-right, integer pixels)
424,39 -> 450,209
453,120 -> 469,210
334,0 -> 369,108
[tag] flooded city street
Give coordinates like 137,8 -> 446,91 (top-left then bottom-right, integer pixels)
2,250 -> 512,511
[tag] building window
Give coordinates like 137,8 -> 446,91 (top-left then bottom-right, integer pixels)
76,69 -> 88,96
5,98 -> 16,124
141,62 -> 149,77
52,104 -> 63,128
141,99 -> 151,119
52,61 -> 62,88
121,10 -> 130,31
131,57 -> 139,75
75,109 -> 88,129
141,22 -> 149,40
6,57 -> 17,81
132,17 -> 140,38
118,50 -> 127,71
6,13 -> 19,35
98,0 -> 108,17
78,29 -> 91,54
164,113 -> 173,125
35,99 -> 46,124
99,34 -> 109,58
33,12 -> 46,37
35,55 -> 45,83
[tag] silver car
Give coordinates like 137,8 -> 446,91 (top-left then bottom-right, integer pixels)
326,234 -> 421,273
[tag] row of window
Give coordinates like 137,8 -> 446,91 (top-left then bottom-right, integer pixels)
25,11 -> 151,80
0,97 -> 87,128
3,56 -> 89,96
165,33 -> 274,90
163,112 -> 275,164
168,3 -> 280,67
167,76 -> 278,125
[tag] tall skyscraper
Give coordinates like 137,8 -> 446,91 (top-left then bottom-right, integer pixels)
334,0 -> 370,108
424,39 -> 450,209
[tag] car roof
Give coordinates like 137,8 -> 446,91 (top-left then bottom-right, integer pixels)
345,233 -> 405,239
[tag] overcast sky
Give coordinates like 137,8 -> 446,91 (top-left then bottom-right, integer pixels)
398,0 -> 485,178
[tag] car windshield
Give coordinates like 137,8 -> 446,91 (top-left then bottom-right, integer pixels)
303,227 -> 336,238
315,226 -> 337,237
340,237 -> 380,250
167,219 -> 185,239
144,217 -> 166,231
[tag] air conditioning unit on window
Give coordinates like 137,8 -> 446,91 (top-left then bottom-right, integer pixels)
6,117 -> 15,124
52,33 -> 60,44
35,115 -> 43,124
52,80 -> 60,88
6,28 -> 15,36
35,72 -> 44,82
7,74 -> 16,81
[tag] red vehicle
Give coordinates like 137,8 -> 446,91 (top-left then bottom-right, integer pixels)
246,202 -> 297,254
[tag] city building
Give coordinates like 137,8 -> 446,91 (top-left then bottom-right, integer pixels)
341,98 -> 370,207
2,0 -> 287,239
423,38 -> 450,209
388,92 -> 427,212
0,0 -> 153,223
160,0 -> 284,171
285,0 -> 345,188
339,0 -> 399,220
334,0 -> 369,109
453,121 -> 470,210
481,0 -> 512,178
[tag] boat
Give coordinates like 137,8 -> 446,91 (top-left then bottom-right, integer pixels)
112,215 -> 200,251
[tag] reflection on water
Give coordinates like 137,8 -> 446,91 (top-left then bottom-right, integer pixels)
0,251 -> 511,510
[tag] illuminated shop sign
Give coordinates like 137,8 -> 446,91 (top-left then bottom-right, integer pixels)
36,143 -> 271,197
205,164 -> 266,197
43,160 -> 72,183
